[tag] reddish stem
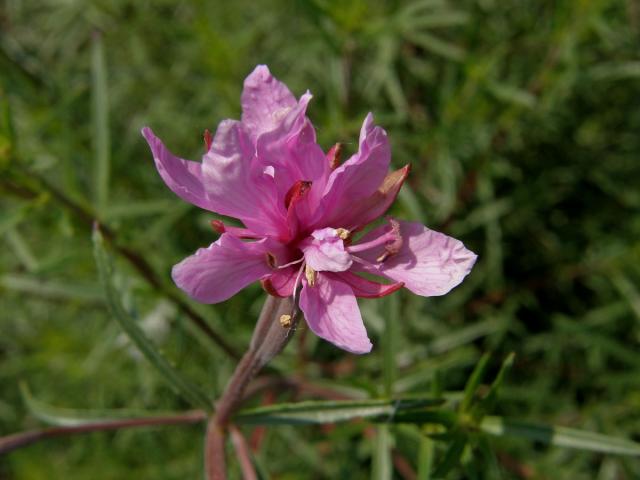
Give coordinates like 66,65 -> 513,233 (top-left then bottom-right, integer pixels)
0,411 -> 206,456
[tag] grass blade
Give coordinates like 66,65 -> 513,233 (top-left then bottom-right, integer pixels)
19,383 -> 192,427
460,353 -> 490,413
91,31 -> 110,215
372,424 -> 392,480
480,417 -> 640,456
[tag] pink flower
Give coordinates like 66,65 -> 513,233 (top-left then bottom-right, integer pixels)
142,65 -> 477,354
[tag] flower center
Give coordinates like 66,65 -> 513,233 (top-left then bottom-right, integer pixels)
300,227 -> 353,273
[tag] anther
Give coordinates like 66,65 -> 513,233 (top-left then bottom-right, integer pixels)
211,219 -> 226,234
335,228 -> 351,240
203,129 -> 213,152
266,252 -> 277,269
284,180 -> 312,210
279,314 -> 292,328
305,264 -> 317,287
326,143 -> 342,170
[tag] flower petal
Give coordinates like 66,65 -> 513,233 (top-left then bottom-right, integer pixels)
316,113 -> 391,228
299,274 -> 372,354
241,65 -> 298,141
334,165 -> 410,232
261,266 -> 298,297
142,127 -> 214,211
301,228 -> 352,272
202,120 -> 287,237
172,234 -> 284,303
355,220 -> 477,297
331,271 -> 403,299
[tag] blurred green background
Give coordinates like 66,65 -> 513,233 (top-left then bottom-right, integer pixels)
2,0 -> 640,478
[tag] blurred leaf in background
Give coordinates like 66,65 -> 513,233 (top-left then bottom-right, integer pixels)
2,0 -> 640,478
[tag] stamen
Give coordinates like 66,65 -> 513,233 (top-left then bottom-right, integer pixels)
211,220 -> 260,239
284,180 -> 312,210
211,219 -> 225,234
279,314 -> 292,328
347,231 -> 397,253
291,261 -> 307,304
335,228 -> 351,240
277,257 -> 305,270
305,264 -> 317,287
347,219 -> 403,262
203,129 -> 213,152
376,218 -> 402,262
266,252 -> 277,269
326,143 -> 342,170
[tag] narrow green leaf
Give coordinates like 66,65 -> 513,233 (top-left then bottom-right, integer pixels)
1,273 -> 103,302
91,31 -> 110,214
5,228 -> 38,272
480,417 -> 640,456
382,293 -> 400,397
417,435 -> 434,480
475,353 -> 515,416
476,435 -> 502,479
235,398 -> 444,426
92,226 -> 212,411
19,383 -> 186,427
404,31 -> 465,61
460,353 -> 490,413
432,435 -> 466,477
372,425 -> 392,480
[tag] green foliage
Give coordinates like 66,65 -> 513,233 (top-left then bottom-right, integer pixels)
2,0 -> 640,478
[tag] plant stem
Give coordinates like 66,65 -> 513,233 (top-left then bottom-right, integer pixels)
0,411 -> 206,456
205,295 -> 299,480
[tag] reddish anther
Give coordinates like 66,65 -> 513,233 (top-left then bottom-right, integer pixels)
284,180 -> 312,210
326,143 -> 342,170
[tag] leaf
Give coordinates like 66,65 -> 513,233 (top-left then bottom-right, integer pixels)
432,435 -> 467,478
91,31 -> 110,215
92,226 -> 212,411
19,383 -> 187,427
372,425 -> 392,480
404,31 -> 465,61
460,353 -> 490,413
480,417 -> 640,456
382,293 -> 400,397
1,273 -> 103,303
474,352 -> 515,416
235,398 -> 445,426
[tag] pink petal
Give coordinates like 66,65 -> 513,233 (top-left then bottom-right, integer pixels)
300,228 -> 352,272
142,127 -> 214,212
143,124 -> 287,237
172,234 -> 285,304
316,113 -> 391,228
202,120 -> 288,237
355,220 -> 477,297
299,274 -> 372,354
332,271 -> 403,299
335,165 -> 410,232
261,266 -> 298,297
241,65 -> 298,141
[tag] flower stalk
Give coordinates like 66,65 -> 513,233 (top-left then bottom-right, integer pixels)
205,295 -> 298,480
